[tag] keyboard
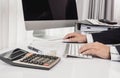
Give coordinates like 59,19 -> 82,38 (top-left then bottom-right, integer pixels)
64,43 -> 92,59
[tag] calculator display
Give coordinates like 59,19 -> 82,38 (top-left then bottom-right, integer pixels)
10,50 -> 26,59
0,48 -> 27,60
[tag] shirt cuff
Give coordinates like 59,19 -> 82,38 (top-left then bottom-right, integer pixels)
110,46 -> 120,61
86,34 -> 94,43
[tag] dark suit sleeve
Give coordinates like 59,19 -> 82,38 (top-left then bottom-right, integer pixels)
92,28 -> 120,44
116,45 -> 120,54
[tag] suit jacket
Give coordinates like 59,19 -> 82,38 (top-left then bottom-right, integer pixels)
92,28 -> 120,54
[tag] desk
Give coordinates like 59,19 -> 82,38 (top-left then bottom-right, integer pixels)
0,39 -> 120,78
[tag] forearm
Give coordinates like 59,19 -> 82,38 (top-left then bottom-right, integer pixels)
92,28 -> 120,44
86,34 -> 120,61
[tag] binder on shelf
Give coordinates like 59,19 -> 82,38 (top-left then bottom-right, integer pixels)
75,19 -> 120,33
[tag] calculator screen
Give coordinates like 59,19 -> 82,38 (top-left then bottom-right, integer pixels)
1,49 -> 27,60
10,50 -> 25,58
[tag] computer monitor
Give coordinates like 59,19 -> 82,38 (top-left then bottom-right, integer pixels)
22,0 -> 78,30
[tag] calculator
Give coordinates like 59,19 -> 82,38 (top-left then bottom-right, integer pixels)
0,48 -> 60,70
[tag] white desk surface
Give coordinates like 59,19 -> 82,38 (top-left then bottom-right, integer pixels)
0,39 -> 120,78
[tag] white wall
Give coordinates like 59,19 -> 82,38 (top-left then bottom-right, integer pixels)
0,0 -> 9,49
76,0 -> 89,21
0,0 -> 26,49
114,0 -> 120,24
16,0 -> 27,46
9,0 -> 17,48
9,0 -> 27,47
0,0 -> 2,49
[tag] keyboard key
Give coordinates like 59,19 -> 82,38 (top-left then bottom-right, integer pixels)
64,43 -> 92,59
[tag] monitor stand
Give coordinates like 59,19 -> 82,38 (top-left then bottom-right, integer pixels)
33,27 -> 75,41
33,30 -> 63,41
33,30 -> 46,38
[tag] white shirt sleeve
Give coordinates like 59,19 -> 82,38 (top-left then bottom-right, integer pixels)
110,46 -> 120,61
86,34 -> 94,43
86,33 -> 120,61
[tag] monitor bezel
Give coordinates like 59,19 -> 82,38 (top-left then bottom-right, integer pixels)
25,20 -> 78,30
22,0 -> 78,30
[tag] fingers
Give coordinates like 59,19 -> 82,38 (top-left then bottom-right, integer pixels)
63,32 -> 78,39
66,38 -> 78,42
79,43 -> 98,56
81,49 -> 96,56
63,32 -> 87,43
79,43 -> 94,53
79,42 -> 110,59
82,50 -> 92,55
63,33 -> 74,39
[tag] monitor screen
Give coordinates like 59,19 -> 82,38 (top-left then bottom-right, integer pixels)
22,0 -> 78,30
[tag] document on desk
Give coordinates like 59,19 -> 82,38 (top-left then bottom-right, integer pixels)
28,39 -> 63,56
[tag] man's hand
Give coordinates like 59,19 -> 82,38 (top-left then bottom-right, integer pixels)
79,42 -> 110,59
63,32 -> 87,43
